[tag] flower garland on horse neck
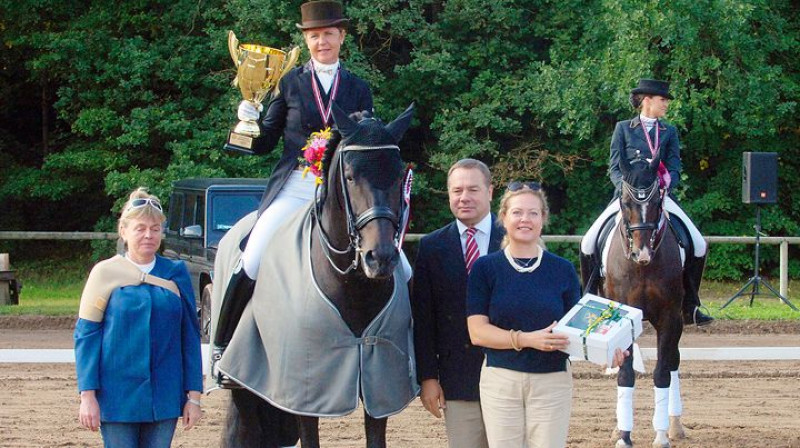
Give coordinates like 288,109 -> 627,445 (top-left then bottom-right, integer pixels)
298,127 -> 332,184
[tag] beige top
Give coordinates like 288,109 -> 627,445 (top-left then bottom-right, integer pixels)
78,255 -> 180,322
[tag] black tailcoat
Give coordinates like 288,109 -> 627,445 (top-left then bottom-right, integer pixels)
411,217 -> 504,401
254,61 -> 373,214
609,116 -> 681,195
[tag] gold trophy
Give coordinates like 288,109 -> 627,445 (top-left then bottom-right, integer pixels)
224,31 -> 300,153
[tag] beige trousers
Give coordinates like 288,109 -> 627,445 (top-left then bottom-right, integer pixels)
479,363 -> 572,448
443,400 -> 489,448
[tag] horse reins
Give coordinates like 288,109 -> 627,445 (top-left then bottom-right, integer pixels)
619,179 -> 668,260
313,143 -> 407,275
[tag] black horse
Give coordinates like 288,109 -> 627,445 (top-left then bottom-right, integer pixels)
215,104 -> 416,448
582,154 -> 686,448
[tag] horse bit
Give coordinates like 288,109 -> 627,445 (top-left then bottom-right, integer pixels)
619,179 -> 668,260
314,144 -> 407,275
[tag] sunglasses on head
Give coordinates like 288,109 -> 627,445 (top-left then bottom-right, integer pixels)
125,198 -> 162,213
507,181 -> 541,192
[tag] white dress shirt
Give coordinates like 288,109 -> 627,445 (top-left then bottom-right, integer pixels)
312,59 -> 340,94
456,213 -> 493,259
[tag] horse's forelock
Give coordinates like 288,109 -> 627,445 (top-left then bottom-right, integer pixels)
346,148 -> 404,190
625,160 -> 658,189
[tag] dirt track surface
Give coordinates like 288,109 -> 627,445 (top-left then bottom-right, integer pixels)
1,317 -> 799,447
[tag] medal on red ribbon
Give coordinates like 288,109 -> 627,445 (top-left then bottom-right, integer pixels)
642,117 -> 671,189
310,61 -> 341,126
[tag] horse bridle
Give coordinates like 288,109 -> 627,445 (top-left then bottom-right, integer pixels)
313,143 -> 407,275
619,178 -> 668,260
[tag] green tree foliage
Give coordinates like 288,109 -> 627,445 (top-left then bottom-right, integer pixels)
0,0 -> 797,278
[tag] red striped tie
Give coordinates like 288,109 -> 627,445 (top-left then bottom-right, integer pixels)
465,227 -> 479,273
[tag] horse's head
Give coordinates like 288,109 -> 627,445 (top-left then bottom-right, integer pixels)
618,153 -> 666,265
315,104 -> 414,279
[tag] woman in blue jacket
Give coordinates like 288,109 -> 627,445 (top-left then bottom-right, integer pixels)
580,79 -> 712,326
75,188 -> 203,447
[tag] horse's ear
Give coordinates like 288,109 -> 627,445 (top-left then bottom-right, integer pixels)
385,103 -> 415,143
619,152 -> 632,177
649,151 -> 662,170
331,103 -> 358,139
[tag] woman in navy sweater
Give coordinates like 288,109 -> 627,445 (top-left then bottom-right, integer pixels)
467,182 -> 626,447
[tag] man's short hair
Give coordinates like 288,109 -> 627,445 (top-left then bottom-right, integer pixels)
447,159 -> 491,188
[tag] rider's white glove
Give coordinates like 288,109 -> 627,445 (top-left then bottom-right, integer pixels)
237,101 -> 263,122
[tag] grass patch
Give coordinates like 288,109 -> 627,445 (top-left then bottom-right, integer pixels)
0,255 -> 89,316
699,280 -> 800,320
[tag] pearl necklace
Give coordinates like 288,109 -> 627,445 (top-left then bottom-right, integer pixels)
503,246 -> 543,273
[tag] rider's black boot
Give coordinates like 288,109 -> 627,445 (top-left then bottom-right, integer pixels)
212,266 -> 256,388
682,254 -> 713,326
580,252 -> 600,295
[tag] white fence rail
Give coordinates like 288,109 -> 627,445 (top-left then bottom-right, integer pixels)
1,232 -> 798,297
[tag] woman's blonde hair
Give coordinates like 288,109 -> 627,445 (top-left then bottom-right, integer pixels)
118,187 -> 166,236
496,185 -> 549,249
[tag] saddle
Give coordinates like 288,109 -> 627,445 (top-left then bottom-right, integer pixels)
593,212 -> 692,278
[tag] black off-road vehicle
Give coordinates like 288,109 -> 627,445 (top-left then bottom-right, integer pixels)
162,178 -> 268,342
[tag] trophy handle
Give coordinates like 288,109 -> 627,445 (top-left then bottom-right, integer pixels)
228,31 -> 241,67
273,46 -> 301,96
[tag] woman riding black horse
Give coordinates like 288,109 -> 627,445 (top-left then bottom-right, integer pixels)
214,0 -> 385,370
580,79 -> 713,326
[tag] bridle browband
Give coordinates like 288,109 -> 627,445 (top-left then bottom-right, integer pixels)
619,178 -> 667,260
313,143 -> 406,275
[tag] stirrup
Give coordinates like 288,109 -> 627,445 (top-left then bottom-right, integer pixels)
686,305 -> 714,327
211,348 -> 243,390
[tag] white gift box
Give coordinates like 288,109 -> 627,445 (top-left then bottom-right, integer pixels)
553,294 -> 643,366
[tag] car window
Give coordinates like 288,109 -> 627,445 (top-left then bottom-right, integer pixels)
168,193 -> 184,232
183,194 -> 198,230
207,191 -> 263,246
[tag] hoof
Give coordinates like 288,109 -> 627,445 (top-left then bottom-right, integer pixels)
668,416 -> 686,440
652,429 -> 670,448
616,429 -> 633,447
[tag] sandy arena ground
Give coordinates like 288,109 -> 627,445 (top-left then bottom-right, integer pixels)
1,317 -> 799,448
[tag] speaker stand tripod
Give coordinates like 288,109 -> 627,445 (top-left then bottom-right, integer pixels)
721,205 -> 798,310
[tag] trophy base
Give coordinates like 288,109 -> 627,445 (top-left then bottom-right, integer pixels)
224,130 -> 259,155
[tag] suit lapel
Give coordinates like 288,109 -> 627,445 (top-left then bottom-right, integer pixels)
441,222 -> 468,279
297,62 -> 324,129
488,214 -> 504,253
631,116 -> 649,146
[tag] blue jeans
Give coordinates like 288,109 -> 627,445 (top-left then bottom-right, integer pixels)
100,419 -> 177,448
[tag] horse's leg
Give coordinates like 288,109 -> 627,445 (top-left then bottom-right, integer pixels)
298,416 -> 320,448
615,343 -> 636,448
667,370 -> 686,440
651,314 -> 682,448
224,390 -> 266,448
364,409 -> 388,448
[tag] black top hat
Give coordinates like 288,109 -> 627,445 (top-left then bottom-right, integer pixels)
296,1 -> 349,30
630,79 -> 673,99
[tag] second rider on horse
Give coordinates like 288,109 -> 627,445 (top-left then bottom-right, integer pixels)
580,79 -> 713,326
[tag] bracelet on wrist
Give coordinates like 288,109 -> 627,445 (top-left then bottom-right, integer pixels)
187,398 -> 202,407
509,329 -> 523,352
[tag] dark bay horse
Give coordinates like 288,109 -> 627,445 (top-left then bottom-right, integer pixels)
585,154 -> 686,448
214,105 -> 416,448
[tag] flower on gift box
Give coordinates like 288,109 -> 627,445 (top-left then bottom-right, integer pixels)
298,127 -> 332,185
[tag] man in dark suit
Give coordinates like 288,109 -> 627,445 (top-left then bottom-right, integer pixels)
412,159 -> 501,448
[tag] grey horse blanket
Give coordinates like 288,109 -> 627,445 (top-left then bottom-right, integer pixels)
218,204 -> 419,418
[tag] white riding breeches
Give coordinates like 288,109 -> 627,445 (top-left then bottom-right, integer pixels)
241,170 -> 413,282
242,171 -> 317,277
581,197 -> 706,258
